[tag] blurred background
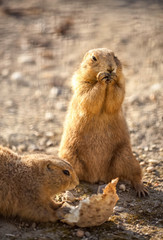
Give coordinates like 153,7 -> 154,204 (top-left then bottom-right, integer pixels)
0,1 -> 163,239
0,0 -> 162,153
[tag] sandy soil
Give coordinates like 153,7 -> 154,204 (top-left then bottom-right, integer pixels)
0,0 -> 162,239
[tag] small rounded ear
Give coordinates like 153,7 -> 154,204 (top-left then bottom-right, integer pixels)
114,56 -> 122,68
114,56 -> 122,75
83,51 -> 89,60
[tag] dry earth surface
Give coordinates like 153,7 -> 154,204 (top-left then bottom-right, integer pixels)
0,0 -> 162,239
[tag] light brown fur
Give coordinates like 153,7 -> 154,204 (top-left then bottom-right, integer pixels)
59,48 -> 148,197
0,146 -> 79,222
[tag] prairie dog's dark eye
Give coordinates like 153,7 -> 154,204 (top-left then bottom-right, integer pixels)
63,169 -> 70,176
47,163 -> 52,171
92,56 -> 97,61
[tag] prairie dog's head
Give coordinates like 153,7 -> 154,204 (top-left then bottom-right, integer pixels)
74,48 -> 122,84
30,155 -> 79,196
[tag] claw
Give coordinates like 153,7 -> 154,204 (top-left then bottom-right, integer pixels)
96,72 -> 118,84
105,72 -> 117,83
56,204 -> 72,220
143,187 -> 149,196
135,184 -> 149,198
103,76 -> 111,81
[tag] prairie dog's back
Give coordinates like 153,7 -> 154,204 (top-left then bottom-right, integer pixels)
0,145 -> 20,162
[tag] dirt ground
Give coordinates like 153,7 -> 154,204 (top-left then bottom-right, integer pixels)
0,0 -> 163,239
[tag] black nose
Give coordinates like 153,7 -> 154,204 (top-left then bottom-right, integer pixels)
107,69 -> 114,73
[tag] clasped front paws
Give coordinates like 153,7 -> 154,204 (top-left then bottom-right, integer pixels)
97,72 -> 118,84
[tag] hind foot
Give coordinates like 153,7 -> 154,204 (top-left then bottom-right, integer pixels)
133,182 -> 149,197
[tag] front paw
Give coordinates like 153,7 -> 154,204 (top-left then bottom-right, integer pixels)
97,72 -> 117,84
56,202 -> 72,220
96,72 -> 111,83
105,72 -> 118,83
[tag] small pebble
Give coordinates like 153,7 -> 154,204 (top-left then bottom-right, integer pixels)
85,231 -> 91,237
39,71 -> 55,80
76,229 -> 85,238
149,94 -> 156,101
138,210 -> 143,213
113,206 -> 124,213
11,145 -> 17,151
28,144 -> 38,152
140,161 -> 145,166
147,208 -> 151,213
31,222 -> 36,229
148,159 -> 158,164
42,50 -> 54,59
39,138 -> 47,146
127,94 -> 139,104
153,200 -> 161,208
129,203 -> 135,207
150,83 -> 161,92
45,131 -> 54,137
34,90 -> 42,98
119,184 -> 126,191
123,201 -> 127,207
5,234 -> 16,237
151,144 -> 157,149
21,222 -> 25,227
46,140 -> 54,147
5,100 -> 13,107
46,147 -> 58,155
45,112 -> 54,122
49,87 -> 60,98
55,101 -> 67,111
10,72 -> 23,82
144,146 -> 149,152
18,55 -> 35,64
117,224 -> 125,231
146,166 -> 154,172
17,144 -> 26,152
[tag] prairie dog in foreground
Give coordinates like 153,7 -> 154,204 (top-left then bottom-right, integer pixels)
0,146 -> 79,222
59,48 -> 148,197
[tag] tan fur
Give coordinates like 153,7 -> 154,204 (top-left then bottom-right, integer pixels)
59,48 -> 148,197
0,146 -> 79,222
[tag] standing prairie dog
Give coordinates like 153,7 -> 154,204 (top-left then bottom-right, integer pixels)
59,48 -> 148,197
0,146 -> 79,222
